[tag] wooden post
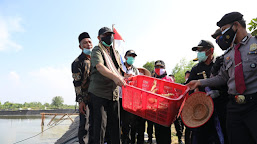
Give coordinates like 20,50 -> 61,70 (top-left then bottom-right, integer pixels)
41,113 -> 45,126
54,114 -> 67,125
67,114 -> 74,123
47,114 -> 57,126
40,113 -> 79,127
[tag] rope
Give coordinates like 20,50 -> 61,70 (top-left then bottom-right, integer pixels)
13,108 -> 78,144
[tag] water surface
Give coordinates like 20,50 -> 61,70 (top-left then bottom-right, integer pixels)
0,115 -> 74,144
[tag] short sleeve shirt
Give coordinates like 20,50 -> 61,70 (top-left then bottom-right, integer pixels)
88,45 -> 120,101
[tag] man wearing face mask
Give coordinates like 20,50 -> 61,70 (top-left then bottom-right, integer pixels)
187,12 -> 257,144
153,60 -> 174,144
71,32 -> 93,144
119,50 -> 139,144
206,29 -> 230,144
88,27 -> 126,144
186,40 -> 221,144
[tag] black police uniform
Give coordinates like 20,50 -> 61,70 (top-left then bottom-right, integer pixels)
187,61 -> 220,144
210,55 -> 229,144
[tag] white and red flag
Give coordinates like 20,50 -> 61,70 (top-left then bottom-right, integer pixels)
112,25 -> 125,64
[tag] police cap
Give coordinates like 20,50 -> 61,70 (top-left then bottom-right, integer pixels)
155,60 -> 165,68
192,40 -> 214,51
125,50 -> 137,56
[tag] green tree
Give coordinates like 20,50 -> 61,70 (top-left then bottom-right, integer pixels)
51,96 -> 64,108
248,18 -> 257,36
143,61 -> 155,73
171,58 -> 196,84
3,101 -> 12,109
44,103 -> 50,107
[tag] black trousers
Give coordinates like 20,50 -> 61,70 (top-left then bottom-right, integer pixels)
120,98 -> 138,143
78,111 -> 87,144
174,116 -> 184,140
191,115 -> 220,144
147,120 -> 154,140
226,99 -> 257,144
78,104 -> 91,144
184,126 -> 192,144
136,117 -> 148,144
88,93 -> 121,144
213,96 -> 229,144
154,123 -> 171,144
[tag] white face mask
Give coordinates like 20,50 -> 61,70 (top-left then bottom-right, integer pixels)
159,68 -> 166,75
83,48 -> 92,55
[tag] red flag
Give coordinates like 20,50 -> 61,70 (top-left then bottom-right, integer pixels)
112,26 -> 125,58
113,27 -> 124,41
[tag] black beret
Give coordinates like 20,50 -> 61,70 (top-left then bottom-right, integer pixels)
217,12 -> 243,27
78,32 -> 90,43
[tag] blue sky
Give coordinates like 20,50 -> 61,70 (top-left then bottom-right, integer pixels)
0,0 -> 256,105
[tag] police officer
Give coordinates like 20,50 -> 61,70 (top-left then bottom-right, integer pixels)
186,40 -> 220,144
71,32 -> 93,144
119,50 -> 139,144
210,28 -> 230,144
187,12 -> 257,144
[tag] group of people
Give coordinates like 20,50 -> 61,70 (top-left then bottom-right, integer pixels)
71,11 -> 257,144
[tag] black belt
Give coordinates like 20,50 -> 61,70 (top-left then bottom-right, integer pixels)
229,93 -> 257,104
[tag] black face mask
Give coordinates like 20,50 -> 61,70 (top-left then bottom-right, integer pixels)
216,25 -> 237,50
101,35 -> 113,47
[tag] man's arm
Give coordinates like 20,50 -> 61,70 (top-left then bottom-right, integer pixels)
71,60 -> 83,102
187,64 -> 228,90
96,63 -> 126,87
91,47 -> 125,87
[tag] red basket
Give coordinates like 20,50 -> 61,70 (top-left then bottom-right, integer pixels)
122,75 -> 189,127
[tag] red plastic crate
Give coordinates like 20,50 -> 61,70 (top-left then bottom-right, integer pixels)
122,75 -> 189,127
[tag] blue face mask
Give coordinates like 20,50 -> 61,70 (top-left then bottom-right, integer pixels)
197,51 -> 208,62
83,48 -> 92,56
126,56 -> 135,65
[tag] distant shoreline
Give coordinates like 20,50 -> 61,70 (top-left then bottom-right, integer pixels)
0,109 -> 77,116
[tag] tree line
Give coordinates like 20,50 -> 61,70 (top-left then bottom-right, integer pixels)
0,96 -> 75,110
